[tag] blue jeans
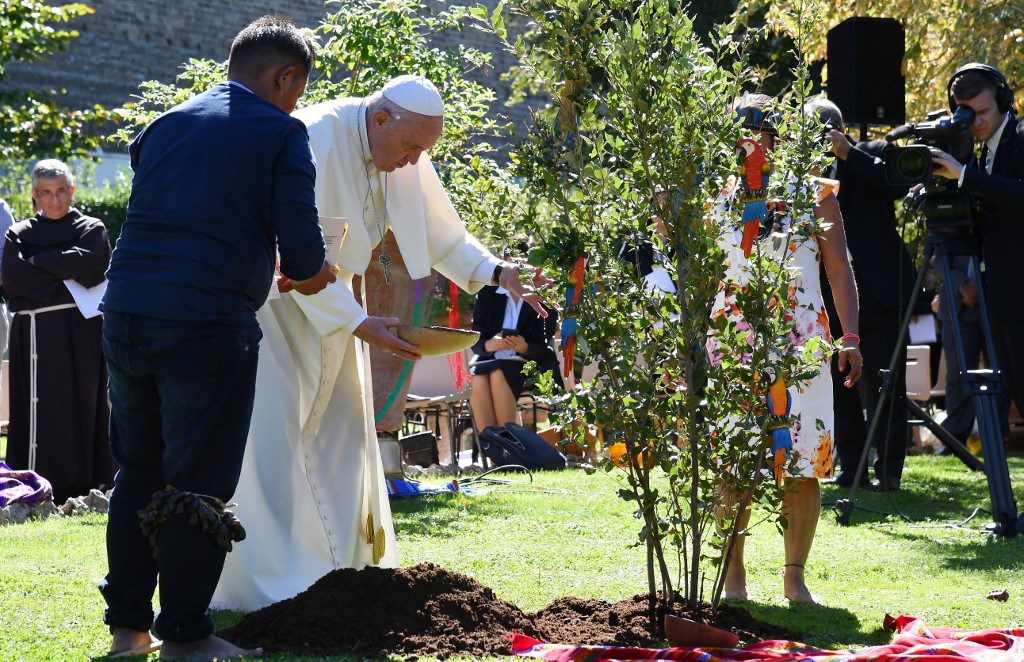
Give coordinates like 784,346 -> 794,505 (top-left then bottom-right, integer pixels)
99,312 -> 261,642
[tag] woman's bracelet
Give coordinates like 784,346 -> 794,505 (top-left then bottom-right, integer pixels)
839,332 -> 860,345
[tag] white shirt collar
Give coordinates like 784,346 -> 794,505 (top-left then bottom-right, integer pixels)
986,112 -> 1011,158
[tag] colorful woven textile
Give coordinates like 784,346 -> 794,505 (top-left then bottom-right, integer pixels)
0,461 -> 53,507
510,615 -> 1024,662
447,279 -> 470,391
385,478 -> 483,498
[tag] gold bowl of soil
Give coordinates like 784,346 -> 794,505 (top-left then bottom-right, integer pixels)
395,325 -> 479,357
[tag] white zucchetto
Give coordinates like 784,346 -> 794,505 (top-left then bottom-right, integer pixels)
380,75 -> 444,117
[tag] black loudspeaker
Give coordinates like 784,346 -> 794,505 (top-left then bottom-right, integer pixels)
827,17 -> 905,126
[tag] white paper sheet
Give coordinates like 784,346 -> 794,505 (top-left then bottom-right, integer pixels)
267,219 -> 348,301
644,266 -> 676,295
908,313 -> 937,344
63,279 -> 106,318
320,216 -> 349,270
266,276 -> 281,300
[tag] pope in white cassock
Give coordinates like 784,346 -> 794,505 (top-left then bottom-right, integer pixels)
212,75 -> 547,611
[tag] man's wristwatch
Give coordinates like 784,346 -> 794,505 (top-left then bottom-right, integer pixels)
491,262 -> 510,286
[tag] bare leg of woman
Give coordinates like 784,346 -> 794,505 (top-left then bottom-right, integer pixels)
782,477 -> 820,603
470,374 -> 497,431
721,502 -> 751,601
489,370 -> 519,426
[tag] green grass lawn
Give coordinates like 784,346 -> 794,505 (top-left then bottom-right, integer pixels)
1,454 -> 1022,661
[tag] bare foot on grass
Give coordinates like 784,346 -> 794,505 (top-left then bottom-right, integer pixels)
159,635 -> 262,660
109,628 -> 161,657
723,566 -> 749,601
783,565 -> 818,604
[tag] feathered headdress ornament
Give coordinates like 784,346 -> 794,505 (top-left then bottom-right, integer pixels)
733,93 -> 778,136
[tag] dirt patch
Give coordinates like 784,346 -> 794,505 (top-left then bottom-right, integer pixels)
218,562 -> 795,659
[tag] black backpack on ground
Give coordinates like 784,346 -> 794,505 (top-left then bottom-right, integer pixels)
479,422 -> 566,470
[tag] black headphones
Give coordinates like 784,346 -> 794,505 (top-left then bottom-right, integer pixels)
946,62 -> 1014,114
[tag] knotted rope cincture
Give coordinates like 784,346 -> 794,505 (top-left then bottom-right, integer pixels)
15,302 -> 78,472
138,485 -> 246,557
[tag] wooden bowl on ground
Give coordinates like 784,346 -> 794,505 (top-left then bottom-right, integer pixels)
664,614 -> 740,648
395,325 -> 480,357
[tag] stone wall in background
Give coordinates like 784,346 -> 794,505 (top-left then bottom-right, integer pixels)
0,0 -> 543,154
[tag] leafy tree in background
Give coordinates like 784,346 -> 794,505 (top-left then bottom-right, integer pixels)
72,172 -> 132,243
737,0 -> 1023,129
1,1 -> 112,216
107,0 -> 524,252
732,1 -> 1021,270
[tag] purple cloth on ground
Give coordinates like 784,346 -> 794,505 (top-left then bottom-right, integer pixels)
0,461 -> 53,507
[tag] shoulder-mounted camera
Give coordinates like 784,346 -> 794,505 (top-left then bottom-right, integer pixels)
883,105 -> 976,188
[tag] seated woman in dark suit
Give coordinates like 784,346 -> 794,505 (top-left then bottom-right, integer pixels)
469,284 -> 563,431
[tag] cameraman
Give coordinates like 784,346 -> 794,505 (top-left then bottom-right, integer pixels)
930,63 -> 1024,422
805,98 -> 917,491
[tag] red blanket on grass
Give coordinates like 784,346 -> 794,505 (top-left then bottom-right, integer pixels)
511,615 -> 1024,662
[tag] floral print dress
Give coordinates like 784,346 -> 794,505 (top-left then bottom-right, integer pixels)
708,178 -> 836,479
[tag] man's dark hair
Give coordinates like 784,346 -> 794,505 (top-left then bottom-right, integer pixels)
950,70 -> 999,103
804,97 -> 844,130
228,15 -> 315,77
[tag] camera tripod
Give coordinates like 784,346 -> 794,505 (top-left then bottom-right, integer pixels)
834,229 -> 1022,536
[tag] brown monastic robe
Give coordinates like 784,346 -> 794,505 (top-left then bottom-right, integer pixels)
2,208 -> 114,501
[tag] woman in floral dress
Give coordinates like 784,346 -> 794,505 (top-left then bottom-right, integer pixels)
710,94 -> 862,604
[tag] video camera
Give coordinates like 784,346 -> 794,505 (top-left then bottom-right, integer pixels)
884,105 -> 978,229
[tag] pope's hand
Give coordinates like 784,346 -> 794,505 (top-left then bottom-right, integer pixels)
354,316 -> 422,360
498,264 -> 549,318
290,261 -> 337,296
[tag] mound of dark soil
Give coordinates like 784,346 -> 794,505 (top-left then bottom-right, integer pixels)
219,562 -> 795,660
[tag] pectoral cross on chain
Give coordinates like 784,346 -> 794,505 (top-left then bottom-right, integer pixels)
378,252 -> 392,284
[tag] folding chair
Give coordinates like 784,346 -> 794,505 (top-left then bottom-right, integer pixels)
906,345 -> 932,403
404,351 -> 483,466
517,340 -> 557,431
932,347 -> 947,400
517,391 -> 552,432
